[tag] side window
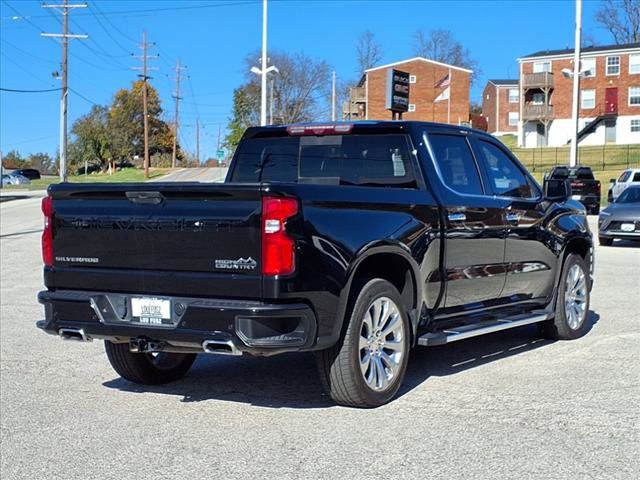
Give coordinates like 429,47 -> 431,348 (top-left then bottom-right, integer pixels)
476,140 -> 536,198
429,134 -> 483,195
618,171 -> 631,183
633,172 -> 640,182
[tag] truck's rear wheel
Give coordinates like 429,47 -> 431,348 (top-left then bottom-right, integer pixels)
540,253 -> 591,340
316,279 -> 410,408
104,341 -> 197,385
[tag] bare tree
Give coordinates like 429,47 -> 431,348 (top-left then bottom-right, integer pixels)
412,28 -> 480,83
242,50 -> 331,124
356,30 -> 383,74
595,0 -> 640,44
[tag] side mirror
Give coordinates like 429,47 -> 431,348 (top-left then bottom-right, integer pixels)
609,178 -> 616,184
544,178 -> 571,202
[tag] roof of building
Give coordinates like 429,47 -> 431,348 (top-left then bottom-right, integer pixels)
488,79 -> 519,86
365,56 -> 473,74
519,42 -> 640,60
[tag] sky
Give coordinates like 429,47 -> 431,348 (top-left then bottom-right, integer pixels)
0,0 -> 612,162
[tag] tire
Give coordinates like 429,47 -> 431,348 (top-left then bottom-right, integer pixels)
104,340 -> 197,385
599,236 -> 613,246
540,253 -> 591,340
315,279 -> 411,408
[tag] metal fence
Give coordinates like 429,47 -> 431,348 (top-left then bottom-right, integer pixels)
511,144 -> 640,172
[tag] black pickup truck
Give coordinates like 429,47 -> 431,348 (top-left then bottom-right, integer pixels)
545,165 -> 601,214
37,122 -> 594,407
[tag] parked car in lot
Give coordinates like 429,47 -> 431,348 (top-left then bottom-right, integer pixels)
608,168 -> 640,203
545,165 -> 600,214
36,121 -> 594,407
1,173 -> 31,186
11,168 -> 41,180
598,185 -> 640,246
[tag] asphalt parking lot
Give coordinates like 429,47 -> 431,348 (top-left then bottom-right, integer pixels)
1,192 -> 639,480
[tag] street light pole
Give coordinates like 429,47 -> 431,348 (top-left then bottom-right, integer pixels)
260,0 -> 268,126
569,0 -> 582,167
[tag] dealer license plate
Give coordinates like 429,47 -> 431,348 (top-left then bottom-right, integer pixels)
131,297 -> 172,326
621,223 -> 635,232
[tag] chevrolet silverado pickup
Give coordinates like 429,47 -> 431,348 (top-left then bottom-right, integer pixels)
37,121 -> 594,407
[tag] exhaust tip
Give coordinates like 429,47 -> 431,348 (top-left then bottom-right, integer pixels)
59,328 -> 91,342
202,339 -> 241,356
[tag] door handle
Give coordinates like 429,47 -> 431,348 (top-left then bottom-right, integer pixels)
448,212 -> 466,222
506,213 -> 520,224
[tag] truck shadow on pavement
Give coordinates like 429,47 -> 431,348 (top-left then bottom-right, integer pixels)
103,310 -> 599,408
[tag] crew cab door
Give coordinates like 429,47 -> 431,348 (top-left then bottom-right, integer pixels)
470,136 -> 556,304
425,132 -> 507,313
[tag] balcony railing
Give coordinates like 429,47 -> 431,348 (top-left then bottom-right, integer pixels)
523,104 -> 554,120
523,72 -> 554,89
348,86 -> 366,103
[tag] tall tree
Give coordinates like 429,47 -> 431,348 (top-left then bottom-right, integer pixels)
69,105 -> 112,172
412,28 -> 480,83
27,152 -> 56,175
108,80 -> 178,166
1,150 -> 24,169
356,30 -> 383,74
595,0 -> 640,44
225,84 -> 259,150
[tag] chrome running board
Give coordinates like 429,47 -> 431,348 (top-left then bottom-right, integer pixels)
418,312 -> 552,347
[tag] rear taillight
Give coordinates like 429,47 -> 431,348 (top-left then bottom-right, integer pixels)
262,196 -> 298,276
41,196 -> 53,267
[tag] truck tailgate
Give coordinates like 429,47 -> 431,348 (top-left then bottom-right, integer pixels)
48,183 -> 263,298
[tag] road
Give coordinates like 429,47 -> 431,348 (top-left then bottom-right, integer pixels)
1,193 -> 639,480
149,167 -> 228,183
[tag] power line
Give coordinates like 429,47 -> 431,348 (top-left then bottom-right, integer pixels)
88,2 -> 131,55
1,1 -> 259,20
1,87 -> 62,92
68,86 -> 97,105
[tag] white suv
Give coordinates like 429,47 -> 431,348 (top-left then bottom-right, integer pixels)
608,169 -> 640,202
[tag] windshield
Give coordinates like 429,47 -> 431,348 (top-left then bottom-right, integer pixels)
616,187 -> 640,204
229,134 -> 417,188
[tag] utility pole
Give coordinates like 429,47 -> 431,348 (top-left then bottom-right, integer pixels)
250,0 -> 278,125
331,71 -> 336,121
171,58 -> 186,168
569,0 -> 582,167
42,0 -> 87,182
132,31 -> 158,179
195,118 -> 200,165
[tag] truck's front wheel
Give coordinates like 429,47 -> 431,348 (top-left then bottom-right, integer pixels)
316,279 -> 410,408
104,341 -> 197,385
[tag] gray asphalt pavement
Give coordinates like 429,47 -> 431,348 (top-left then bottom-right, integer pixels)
1,194 -> 639,480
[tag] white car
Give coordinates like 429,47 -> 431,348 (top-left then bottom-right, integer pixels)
608,168 -> 640,202
1,173 -> 31,186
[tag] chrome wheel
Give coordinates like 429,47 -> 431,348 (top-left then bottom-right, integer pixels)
359,297 -> 405,392
564,264 -> 588,330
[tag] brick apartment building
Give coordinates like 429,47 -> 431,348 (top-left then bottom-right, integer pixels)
482,79 -> 519,135
516,42 -> 640,147
343,57 -> 471,124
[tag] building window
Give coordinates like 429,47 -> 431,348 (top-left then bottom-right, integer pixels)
508,89 -> 519,103
631,119 -> 640,132
408,103 -> 416,112
606,56 -> 620,75
630,55 -> 640,75
409,75 -> 417,84
582,57 -> 596,77
581,89 -> 595,109
508,112 -> 519,126
630,87 -> 640,106
532,92 -> 544,105
533,61 -> 551,73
